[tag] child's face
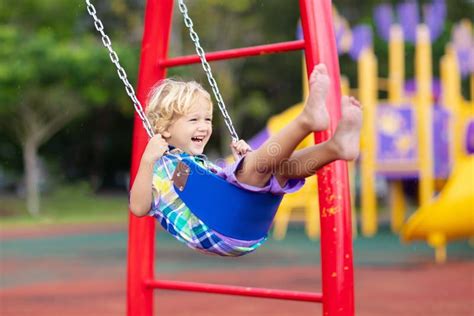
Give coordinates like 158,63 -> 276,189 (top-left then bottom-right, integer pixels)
162,96 -> 213,155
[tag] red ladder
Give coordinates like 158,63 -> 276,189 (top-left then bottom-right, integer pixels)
127,0 -> 354,315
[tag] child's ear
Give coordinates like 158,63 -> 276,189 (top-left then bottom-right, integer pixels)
161,131 -> 171,138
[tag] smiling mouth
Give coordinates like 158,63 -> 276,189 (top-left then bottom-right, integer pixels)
191,136 -> 205,144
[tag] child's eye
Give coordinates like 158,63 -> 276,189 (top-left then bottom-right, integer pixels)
206,118 -> 212,122
189,118 -> 197,122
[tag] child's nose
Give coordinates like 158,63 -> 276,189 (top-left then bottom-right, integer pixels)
197,124 -> 208,131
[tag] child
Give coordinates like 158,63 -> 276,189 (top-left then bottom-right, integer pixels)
129,64 -> 362,256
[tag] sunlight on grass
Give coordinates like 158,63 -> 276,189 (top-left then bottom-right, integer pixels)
0,183 -> 129,227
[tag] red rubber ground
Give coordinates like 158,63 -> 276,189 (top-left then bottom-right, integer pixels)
1,224 -> 472,316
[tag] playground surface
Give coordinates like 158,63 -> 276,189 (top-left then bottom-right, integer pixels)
1,223 -> 473,316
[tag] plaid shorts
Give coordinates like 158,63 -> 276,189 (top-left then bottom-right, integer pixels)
148,153 -> 265,257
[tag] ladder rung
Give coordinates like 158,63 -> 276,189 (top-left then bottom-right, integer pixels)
145,279 -> 322,303
160,40 -> 305,68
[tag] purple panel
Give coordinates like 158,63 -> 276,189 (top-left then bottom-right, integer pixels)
349,25 -> 373,60
424,0 -> 446,41
457,47 -> 474,78
404,78 -> 442,102
466,120 -> 474,154
373,4 -> 393,41
296,21 -> 303,40
376,105 -> 417,164
372,0 -> 446,44
248,128 -> 270,150
397,2 -> 419,43
432,105 -> 451,178
335,21 -> 345,55
382,171 -> 419,180
376,104 -> 451,179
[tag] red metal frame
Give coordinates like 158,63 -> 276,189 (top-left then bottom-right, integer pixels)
127,0 -> 173,315
127,0 -> 354,315
160,40 -> 305,68
299,0 -> 355,314
146,279 -> 323,302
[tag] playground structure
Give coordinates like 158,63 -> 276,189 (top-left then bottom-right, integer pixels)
253,13 -> 473,262
400,46 -> 474,263
121,1 -> 355,315
358,22 -> 473,262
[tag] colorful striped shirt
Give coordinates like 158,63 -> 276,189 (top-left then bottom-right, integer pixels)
148,152 -> 265,256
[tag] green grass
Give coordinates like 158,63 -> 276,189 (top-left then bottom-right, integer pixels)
0,184 -> 129,227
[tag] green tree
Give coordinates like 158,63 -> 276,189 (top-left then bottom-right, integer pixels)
0,23 -> 135,215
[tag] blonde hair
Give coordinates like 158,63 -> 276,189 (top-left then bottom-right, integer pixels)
146,79 -> 212,134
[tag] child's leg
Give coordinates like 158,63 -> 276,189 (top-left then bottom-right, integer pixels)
236,64 -> 330,187
275,96 -> 362,184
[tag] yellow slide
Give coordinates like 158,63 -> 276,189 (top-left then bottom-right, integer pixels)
401,155 -> 474,262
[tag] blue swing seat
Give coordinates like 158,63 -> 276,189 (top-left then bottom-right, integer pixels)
172,156 -> 283,241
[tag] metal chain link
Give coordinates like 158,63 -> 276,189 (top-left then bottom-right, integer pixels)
85,0 -> 240,141
177,0 -> 239,142
85,0 -> 155,138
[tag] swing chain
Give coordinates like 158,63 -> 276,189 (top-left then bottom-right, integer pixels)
85,0 -> 240,142
177,0 -> 239,142
85,0 -> 155,138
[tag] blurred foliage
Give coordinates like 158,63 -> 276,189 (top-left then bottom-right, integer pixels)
0,0 -> 140,192
0,0 -> 472,193
0,182 -> 128,224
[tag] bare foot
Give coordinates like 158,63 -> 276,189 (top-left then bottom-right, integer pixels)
300,64 -> 330,131
331,96 -> 362,161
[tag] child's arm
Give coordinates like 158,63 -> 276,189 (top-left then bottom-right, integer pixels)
230,140 -> 252,161
129,135 -> 168,217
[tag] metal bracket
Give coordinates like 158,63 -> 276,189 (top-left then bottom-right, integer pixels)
172,161 -> 191,192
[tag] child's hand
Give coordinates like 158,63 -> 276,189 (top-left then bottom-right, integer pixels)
142,134 -> 169,164
230,140 -> 252,160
